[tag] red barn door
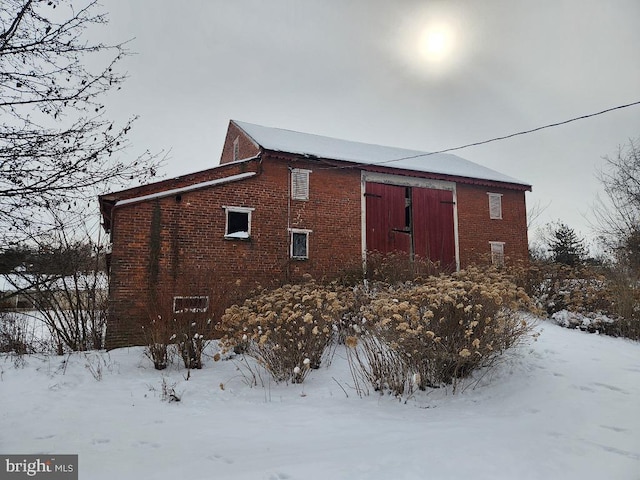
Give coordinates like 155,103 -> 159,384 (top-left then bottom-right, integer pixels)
365,183 -> 411,255
412,187 -> 456,269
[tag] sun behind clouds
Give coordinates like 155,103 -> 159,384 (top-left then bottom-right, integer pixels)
418,23 -> 456,64
396,7 -> 467,79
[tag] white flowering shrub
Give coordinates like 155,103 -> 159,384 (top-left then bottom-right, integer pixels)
218,280 -> 354,383
346,267 -> 534,395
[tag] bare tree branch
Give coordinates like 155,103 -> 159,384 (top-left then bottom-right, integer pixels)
593,138 -> 640,264
0,0 -> 162,242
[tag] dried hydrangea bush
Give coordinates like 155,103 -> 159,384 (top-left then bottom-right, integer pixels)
217,281 -> 355,383
346,267 -> 535,395
218,266 -> 535,393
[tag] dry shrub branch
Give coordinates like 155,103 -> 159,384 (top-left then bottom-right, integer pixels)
218,280 -> 354,383
346,267 -> 535,396
142,270 -> 241,370
513,260 -> 640,341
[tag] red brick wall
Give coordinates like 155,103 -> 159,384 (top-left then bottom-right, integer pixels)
106,154 -> 363,348
105,148 -> 529,348
219,122 -> 260,164
456,184 -> 529,267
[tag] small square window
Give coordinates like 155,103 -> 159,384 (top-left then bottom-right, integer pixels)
490,241 -> 505,266
173,296 -> 209,313
290,229 -> 311,259
291,169 -> 311,201
223,206 -> 254,239
488,193 -> 503,220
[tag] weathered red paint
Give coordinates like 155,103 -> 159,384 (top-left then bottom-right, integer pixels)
365,183 -> 410,254
366,182 -> 456,267
412,187 -> 456,268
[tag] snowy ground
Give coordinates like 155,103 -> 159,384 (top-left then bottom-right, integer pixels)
1,321 -> 639,480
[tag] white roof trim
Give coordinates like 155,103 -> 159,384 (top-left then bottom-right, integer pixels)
115,172 -> 257,207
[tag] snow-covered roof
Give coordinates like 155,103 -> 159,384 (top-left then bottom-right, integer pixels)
233,120 -> 529,187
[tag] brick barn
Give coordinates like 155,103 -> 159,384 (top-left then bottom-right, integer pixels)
99,120 -> 531,348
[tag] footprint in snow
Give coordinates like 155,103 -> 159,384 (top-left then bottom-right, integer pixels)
572,385 -> 596,393
591,382 -> 630,394
592,442 -> 640,461
599,425 -> 629,433
268,473 -> 291,480
135,440 -> 160,449
206,453 -> 234,465
91,438 -> 111,445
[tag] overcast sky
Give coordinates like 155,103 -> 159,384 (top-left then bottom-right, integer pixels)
101,0 -> 640,249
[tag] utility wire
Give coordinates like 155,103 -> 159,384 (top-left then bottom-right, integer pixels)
333,99 -> 640,169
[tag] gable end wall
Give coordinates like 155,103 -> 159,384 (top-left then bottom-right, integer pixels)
105,155 -> 363,349
219,122 -> 261,164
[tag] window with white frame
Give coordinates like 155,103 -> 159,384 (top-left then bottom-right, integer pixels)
233,136 -> 240,161
290,228 -> 311,259
490,241 -> 505,266
291,168 -> 311,200
173,296 -> 209,313
488,193 -> 503,219
223,206 -> 254,239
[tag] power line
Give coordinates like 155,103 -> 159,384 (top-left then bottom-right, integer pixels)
337,99 -> 640,168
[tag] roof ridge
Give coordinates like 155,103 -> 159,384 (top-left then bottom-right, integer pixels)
232,119 -> 430,156
232,120 -> 530,188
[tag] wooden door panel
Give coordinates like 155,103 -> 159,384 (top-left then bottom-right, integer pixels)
365,183 -> 409,255
412,187 -> 456,269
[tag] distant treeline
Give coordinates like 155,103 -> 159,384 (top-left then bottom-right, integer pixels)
0,243 -> 106,276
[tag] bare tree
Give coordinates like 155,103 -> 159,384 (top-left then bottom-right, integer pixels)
0,0 -> 159,240
526,199 -> 550,231
2,210 -> 108,352
593,138 -> 640,262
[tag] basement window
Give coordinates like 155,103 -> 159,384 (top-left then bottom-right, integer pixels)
173,296 -> 209,313
490,241 -> 505,266
290,228 -> 311,259
223,206 -> 254,239
488,193 -> 503,219
291,168 -> 311,201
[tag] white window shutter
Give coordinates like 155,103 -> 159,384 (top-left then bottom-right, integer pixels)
233,137 -> 240,161
488,193 -> 503,219
291,169 -> 310,200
